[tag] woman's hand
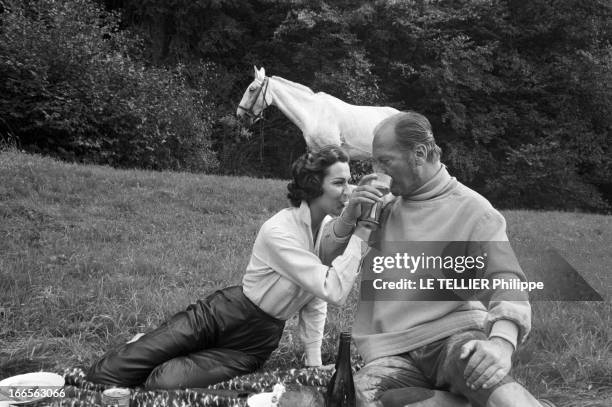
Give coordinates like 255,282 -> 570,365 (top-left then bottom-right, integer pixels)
304,363 -> 335,371
341,174 -> 384,224
318,364 -> 336,371
333,174 -> 385,239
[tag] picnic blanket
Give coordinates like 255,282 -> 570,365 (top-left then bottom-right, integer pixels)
41,366 -> 334,406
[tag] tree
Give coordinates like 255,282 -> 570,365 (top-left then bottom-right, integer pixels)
0,0 -> 218,171
353,0 -> 612,211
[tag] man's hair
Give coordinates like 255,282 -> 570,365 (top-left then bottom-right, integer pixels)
287,145 -> 349,207
375,111 -> 442,162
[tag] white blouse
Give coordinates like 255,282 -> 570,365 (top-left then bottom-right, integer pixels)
242,201 -> 364,366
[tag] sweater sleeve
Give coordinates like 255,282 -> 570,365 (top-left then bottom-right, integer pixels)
298,296 -> 327,366
472,209 -> 532,346
260,224 -> 364,306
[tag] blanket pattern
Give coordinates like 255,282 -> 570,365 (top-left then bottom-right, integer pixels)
38,367 -> 334,406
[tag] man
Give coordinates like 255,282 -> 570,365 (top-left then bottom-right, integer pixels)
330,111 -> 554,407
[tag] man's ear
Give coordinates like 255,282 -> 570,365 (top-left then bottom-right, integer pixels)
414,144 -> 427,165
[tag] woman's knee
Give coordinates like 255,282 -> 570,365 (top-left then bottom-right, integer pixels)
144,349 -> 261,389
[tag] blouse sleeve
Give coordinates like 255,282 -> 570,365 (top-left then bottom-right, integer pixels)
298,296 -> 327,366
259,224 -> 365,306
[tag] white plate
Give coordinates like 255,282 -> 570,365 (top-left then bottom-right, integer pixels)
247,392 -> 273,407
0,372 -> 64,405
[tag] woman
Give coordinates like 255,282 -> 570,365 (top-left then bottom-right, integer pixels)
87,146 -> 383,389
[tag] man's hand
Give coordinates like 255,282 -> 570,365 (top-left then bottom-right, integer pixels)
459,337 -> 514,391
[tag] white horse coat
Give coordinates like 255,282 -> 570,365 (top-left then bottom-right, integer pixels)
237,67 -> 399,160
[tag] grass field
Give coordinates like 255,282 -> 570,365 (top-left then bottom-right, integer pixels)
0,150 -> 610,406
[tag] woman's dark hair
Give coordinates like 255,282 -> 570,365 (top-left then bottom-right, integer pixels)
287,145 -> 349,207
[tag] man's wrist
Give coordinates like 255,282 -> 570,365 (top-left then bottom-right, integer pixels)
490,336 -> 515,354
489,319 -> 519,350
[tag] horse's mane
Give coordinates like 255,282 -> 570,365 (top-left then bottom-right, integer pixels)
271,76 -> 315,95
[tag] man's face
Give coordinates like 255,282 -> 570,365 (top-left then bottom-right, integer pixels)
372,122 -> 420,197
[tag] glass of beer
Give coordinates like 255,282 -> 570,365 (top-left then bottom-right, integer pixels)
361,173 -> 392,226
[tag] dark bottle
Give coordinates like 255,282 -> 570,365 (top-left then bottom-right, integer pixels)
326,332 -> 356,407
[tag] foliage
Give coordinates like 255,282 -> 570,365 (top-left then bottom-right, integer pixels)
487,142 -> 609,211
272,1 -> 383,104
0,0 -> 218,171
352,0 -> 612,211
2,0 -> 611,210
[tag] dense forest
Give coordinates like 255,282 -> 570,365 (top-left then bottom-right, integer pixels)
1,0 -> 611,211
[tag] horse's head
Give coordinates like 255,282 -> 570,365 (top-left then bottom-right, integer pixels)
237,66 -> 272,126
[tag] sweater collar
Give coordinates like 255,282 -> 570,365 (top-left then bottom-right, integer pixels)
403,164 -> 454,201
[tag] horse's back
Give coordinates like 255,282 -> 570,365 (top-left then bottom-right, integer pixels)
314,93 -> 398,123
303,92 -> 400,158
351,104 -> 399,123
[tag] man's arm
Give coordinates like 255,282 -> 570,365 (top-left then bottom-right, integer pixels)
461,209 -> 532,390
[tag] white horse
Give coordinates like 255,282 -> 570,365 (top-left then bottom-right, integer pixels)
236,66 -> 399,160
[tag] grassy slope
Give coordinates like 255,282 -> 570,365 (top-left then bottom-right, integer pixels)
0,150 -> 610,406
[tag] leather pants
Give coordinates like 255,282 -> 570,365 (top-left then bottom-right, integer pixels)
87,286 -> 285,389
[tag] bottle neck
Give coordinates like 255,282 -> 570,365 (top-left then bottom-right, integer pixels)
336,333 -> 351,368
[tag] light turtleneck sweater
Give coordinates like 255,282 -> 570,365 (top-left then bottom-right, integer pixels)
352,165 -> 531,364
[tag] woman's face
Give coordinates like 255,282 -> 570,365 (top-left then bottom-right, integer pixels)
310,161 -> 351,217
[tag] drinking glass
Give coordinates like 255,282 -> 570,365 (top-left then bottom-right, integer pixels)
361,173 -> 392,225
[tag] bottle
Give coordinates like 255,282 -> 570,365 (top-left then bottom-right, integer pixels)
326,332 -> 356,407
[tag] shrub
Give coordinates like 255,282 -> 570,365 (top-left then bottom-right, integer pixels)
485,142 -> 610,212
0,0 -> 218,172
